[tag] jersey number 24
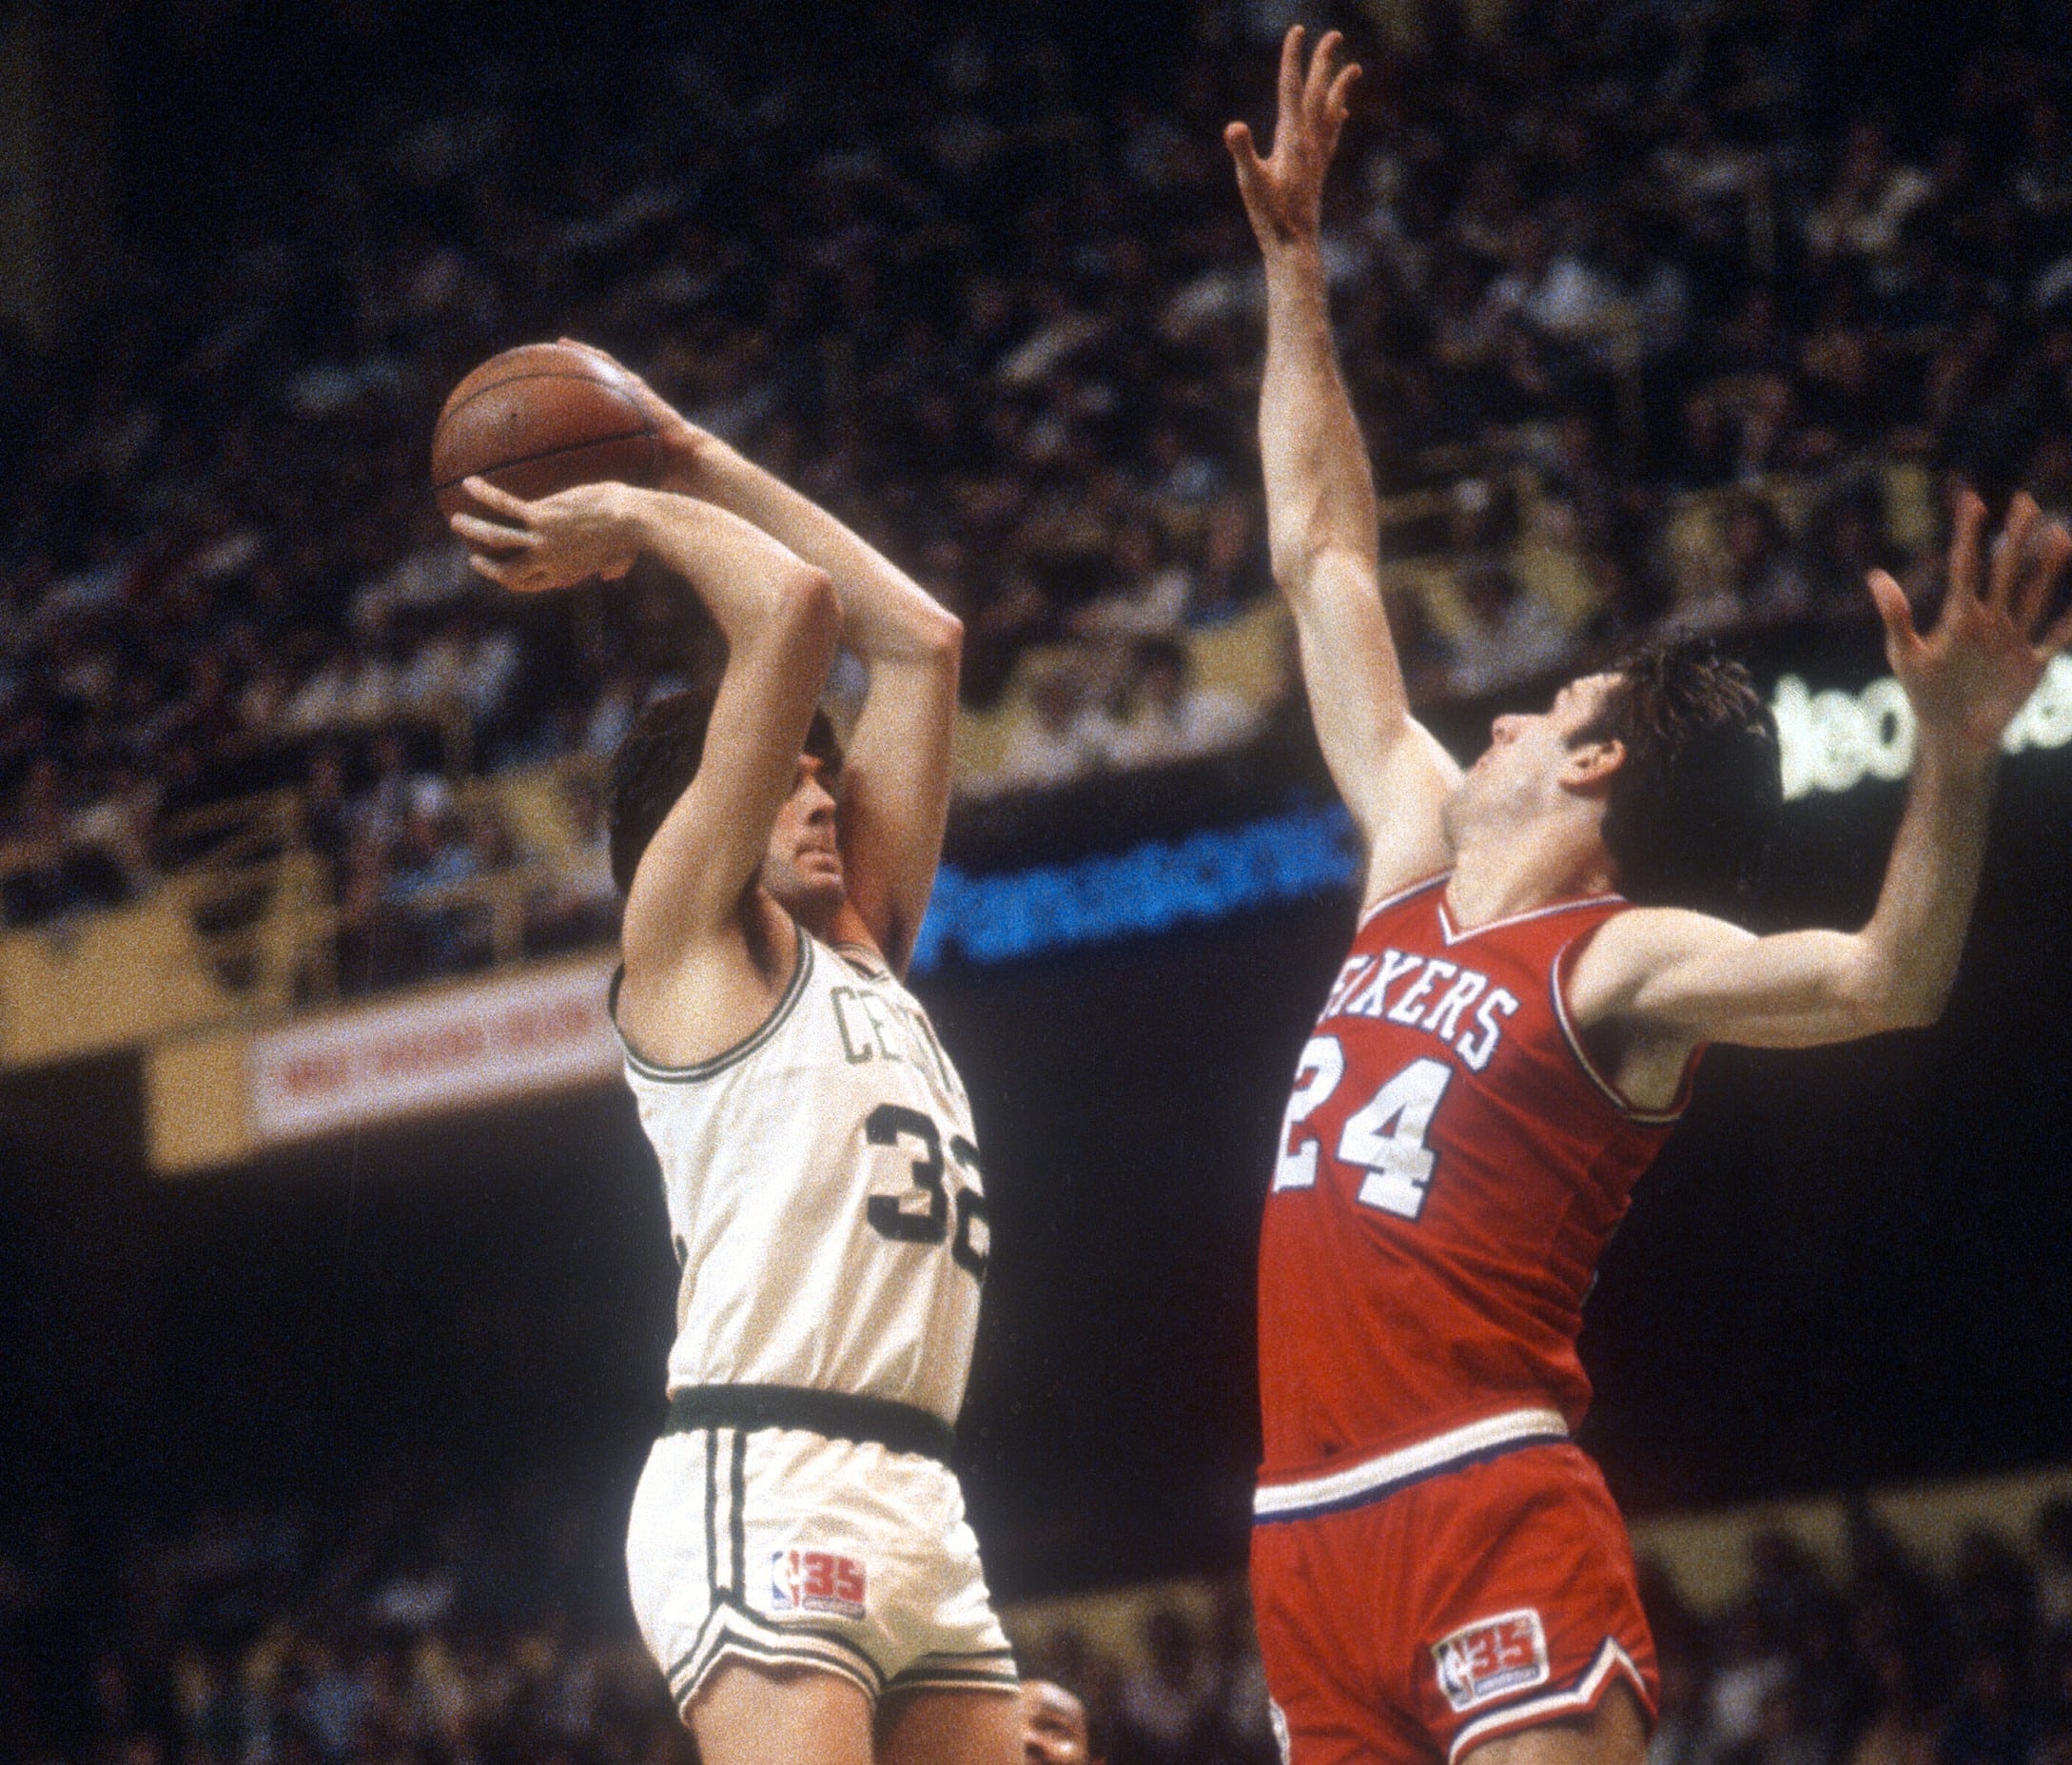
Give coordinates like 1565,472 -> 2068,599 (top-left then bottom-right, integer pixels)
1272,1036 -> 1452,1220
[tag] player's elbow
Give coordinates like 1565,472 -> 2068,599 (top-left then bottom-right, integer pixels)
911,604 -> 964,665
1267,530 -> 1312,594
1882,983 -> 1947,1032
784,565 -> 842,631
1845,954 -> 1946,1034
773,566 -> 843,665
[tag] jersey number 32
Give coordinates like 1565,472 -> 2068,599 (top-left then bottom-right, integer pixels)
864,1102 -> 989,1279
1272,1036 -> 1452,1220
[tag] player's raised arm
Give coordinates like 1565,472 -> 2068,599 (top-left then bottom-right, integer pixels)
1227,28 -> 1460,903
555,343 -> 960,978
1573,492 -> 2072,1053
451,477 -> 838,974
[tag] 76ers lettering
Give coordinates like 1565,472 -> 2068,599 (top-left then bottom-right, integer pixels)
1433,1610 -> 1550,1712
1273,950 -> 1522,1218
1321,951 -> 1519,1071
770,1547 -> 868,1619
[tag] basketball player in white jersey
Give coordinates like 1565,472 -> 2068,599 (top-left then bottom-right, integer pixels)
451,347 -> 1018,1765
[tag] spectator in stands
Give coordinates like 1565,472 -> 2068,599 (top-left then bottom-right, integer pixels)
1111,1608 -> 1217,1765
380,784 -> 515,980
1720,493 -> 1813,630
1022,1678 -> 1104,1765
1847,1645 -> 1938,1765
522,774 -> 619,955
25,0 -> 2072,1014
1937,1643 -> 2039,1765
302,744 -> 354,880
1444,554 -> 1577,699
1097,637 -> 1259,772
0,755 -> 131,926
988,653 -> 1106,794
334,828 -> 401,996
1807,125 -> 1934,275
1805,483 -> 1912,619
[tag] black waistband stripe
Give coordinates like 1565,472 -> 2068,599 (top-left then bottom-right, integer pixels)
667,1383 -> 956,1462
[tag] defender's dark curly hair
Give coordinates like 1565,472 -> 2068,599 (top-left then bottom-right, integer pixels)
1569,640 -> 1782,919
608,678 -> 841,896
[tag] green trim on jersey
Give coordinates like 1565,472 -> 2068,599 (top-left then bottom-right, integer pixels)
615,928 -> 814,1084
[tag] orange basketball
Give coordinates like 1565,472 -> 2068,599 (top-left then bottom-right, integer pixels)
431,343 -> 665,522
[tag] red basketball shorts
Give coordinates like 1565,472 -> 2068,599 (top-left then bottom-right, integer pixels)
1250,1439 -> 1657,1765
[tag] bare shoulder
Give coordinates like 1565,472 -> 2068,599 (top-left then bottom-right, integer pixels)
616,895 -> 803,1071
1565,904 -> 1751,1026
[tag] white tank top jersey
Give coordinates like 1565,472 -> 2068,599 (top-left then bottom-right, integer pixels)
616,928 -> 988,1429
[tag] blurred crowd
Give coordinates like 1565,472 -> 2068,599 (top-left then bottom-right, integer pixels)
12,1479 -> 2072,1765
1636,1501 -> 2072,1765
0,1482 -> 688,1765
9,0 -> 2072,966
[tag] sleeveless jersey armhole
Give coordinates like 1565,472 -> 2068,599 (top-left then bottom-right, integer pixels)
1550,918 -> 1701,1125
614,922 -> 815,1083
830,938 -> 890,981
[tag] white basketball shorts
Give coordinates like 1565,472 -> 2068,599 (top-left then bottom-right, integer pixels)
625,1422 -> 1018,1712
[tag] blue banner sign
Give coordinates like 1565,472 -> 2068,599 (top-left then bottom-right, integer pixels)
912,801 -> 1360,973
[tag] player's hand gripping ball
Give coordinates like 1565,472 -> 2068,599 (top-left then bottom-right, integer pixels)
431,342 -> 665,521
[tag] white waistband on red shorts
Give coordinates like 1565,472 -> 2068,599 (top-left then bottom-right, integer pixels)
1252,1407 -> 1570,1523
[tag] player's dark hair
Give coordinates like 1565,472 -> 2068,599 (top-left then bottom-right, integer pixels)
608,681 -> 841,896
1569,640 -> 1781,919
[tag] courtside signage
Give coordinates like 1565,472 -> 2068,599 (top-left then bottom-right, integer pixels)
911,801 -> 1360,972
246,956 -> 618,1144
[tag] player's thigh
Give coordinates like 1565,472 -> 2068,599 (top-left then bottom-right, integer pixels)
1254,1445 -> 1657,1765
690,1658 -> 876,1765
1457,1678 -> 1648,1765
875,1685 -> 1020,1765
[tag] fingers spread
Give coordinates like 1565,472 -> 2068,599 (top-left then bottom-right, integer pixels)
1305,30 -> 1343,121
2040,593 -> 2072,658
1867,568 -> 1919,649
2019,521 -> 2072,636
461,476 -> 532,520
465,551 -> 518,590
1948,487 -> 1987,604
1278,25 -> 1306,132
1988,491 -> 2041,611
1328,61 -> 1361,125
450,512 -> 535,550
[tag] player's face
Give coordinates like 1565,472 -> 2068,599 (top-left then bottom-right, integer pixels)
760,754 -> 845,920
1019,1681 -> 1094,1765
1452,673 -> 1623,824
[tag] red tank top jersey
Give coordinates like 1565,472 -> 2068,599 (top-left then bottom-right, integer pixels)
1257,872 -> 1692,1485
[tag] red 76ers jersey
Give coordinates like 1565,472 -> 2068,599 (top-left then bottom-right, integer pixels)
1257,873 -> 1693,1486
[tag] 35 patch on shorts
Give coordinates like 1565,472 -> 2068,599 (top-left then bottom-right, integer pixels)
1433,1609 -> 1550,1712
770,1547 -> 867,1620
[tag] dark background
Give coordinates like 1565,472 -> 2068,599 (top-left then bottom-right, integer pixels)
9,0 -> 2072,1607
11,675 -> 2072,1604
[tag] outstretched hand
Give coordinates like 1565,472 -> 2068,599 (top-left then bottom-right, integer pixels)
1225,27 -> 1360,254
449,477 -> 641,595
1870,490 -> 2072,759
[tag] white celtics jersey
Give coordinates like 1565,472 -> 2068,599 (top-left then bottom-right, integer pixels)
616,929 -> 987,1428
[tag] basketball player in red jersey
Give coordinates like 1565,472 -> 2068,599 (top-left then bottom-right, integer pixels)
1227,29 -> 2072,1765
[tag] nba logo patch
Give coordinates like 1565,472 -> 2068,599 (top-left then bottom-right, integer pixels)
769,1546 -> 868,1620
1433,1610 -> 1550,1712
